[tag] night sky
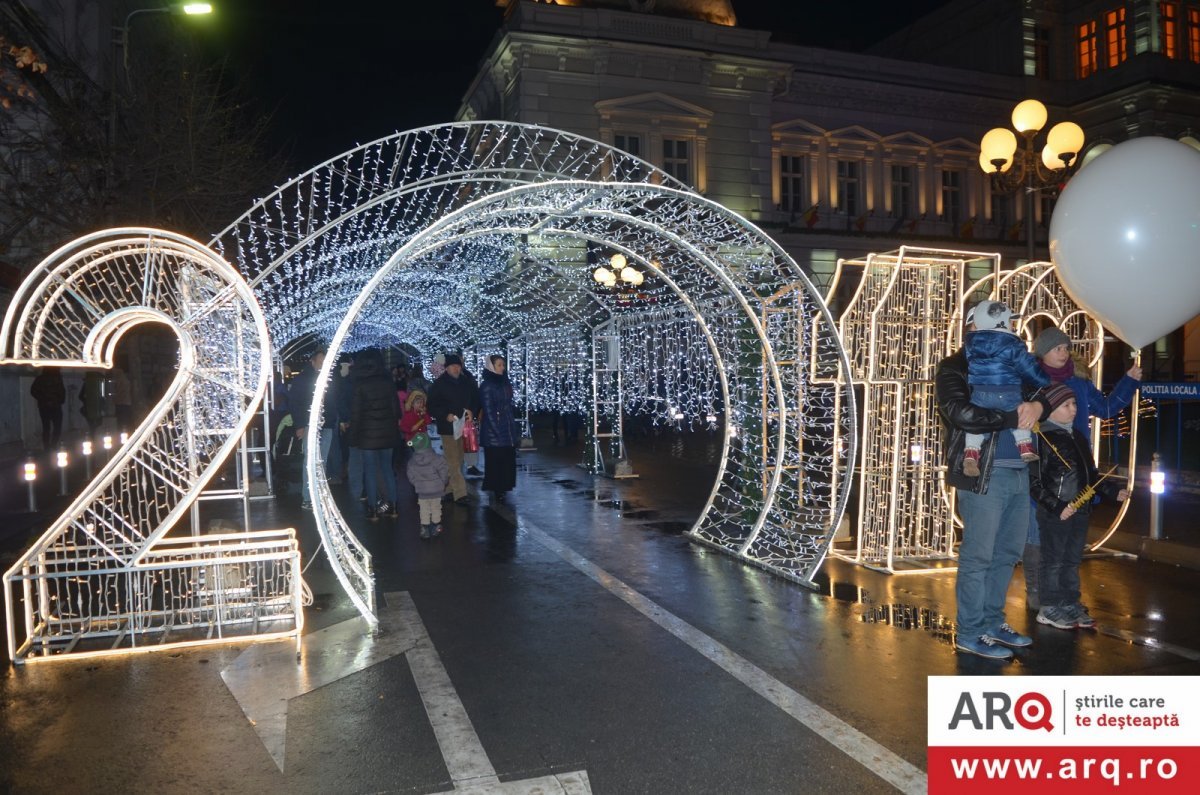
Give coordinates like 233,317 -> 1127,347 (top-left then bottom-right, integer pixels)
206,0 -> 949,170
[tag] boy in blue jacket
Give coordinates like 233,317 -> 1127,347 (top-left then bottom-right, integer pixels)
962,300 -> 1050,476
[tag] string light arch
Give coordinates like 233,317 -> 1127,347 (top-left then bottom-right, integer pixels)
211,123 -> 856,619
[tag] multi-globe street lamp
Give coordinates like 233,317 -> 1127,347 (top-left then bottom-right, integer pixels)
978,99 -> 1085,261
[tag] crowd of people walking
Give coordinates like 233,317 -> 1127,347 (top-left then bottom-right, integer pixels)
276,347 -> 520,539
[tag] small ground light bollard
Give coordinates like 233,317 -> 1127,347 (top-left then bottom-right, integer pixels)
102,434 -> 113,463
23,457 -> 37,512
82,439 -> 93,480
1149,452 -> 1165,541
120,432 -> 129,445
56,448 -> 69,496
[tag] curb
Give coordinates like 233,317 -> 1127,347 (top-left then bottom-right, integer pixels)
1095,529 -> 1200,572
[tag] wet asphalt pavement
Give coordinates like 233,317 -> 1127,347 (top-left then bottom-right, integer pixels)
1,429 -> 1198,793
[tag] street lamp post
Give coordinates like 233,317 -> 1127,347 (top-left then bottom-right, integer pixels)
978,99 -> 1085,262
109,3 -> 214,202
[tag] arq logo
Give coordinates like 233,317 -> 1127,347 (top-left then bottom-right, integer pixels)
948,691 -> 1054,732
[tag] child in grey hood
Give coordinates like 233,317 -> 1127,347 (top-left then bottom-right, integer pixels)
407,432 -> 449,538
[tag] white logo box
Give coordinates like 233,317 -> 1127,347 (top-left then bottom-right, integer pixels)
928,676 -> 1199,747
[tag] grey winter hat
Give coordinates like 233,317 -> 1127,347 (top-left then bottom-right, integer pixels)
971,299 -> 1018,331
1034,326 -> 1072,359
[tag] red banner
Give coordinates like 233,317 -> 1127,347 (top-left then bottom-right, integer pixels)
929,746 -> 1200,793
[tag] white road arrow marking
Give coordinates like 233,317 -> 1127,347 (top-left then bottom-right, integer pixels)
221,591 -> 591,793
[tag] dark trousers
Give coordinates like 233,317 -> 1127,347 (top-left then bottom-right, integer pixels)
38,404 -> 63,449
482,445 -> 517,493
1036,507 -> 1089,607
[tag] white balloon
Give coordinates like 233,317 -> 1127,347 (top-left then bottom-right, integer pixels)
1049,136 -> 1200,349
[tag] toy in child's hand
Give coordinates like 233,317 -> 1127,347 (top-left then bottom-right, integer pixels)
1069,465 -> 1120,510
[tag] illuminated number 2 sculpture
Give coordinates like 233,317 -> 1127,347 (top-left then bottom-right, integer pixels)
0,229 -> 303,663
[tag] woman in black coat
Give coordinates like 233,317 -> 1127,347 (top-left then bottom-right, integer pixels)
348,349 -> 399,519
479,354 -> 519,502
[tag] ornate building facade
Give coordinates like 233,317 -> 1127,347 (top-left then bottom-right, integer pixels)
461,0 -> 1200,376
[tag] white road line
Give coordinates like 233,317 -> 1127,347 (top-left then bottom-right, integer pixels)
386,591 -> 501,789
221,608 -> 417,771
520,518 -> 928,795
224,591 -> 590,792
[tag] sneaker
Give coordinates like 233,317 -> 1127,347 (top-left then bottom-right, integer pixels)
466,466 -> 483,477
1017,440 -> 1038,462
419,524 -> 431,539
1036,605 -> 1077,630
962,448 -> 981,477
1067,603 -> 1096,629
433,524 -> 444,536
385,507 -> 400,519
955,634 -> 1014,660
376,501 -> 391,515
985,623 -> 1032,648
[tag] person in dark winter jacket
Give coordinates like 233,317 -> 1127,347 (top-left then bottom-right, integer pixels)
1019,325 -> 1142,610
479,355 -> 518,502
348,348 -> 399,520
426,353 -> 480,503
30,368 -> 66,450
962,299 -> 1050,476
935,317 -> 1050,661
1030,384 -> 1128,631
406,432 -> 448,538
288,347 -> 337,510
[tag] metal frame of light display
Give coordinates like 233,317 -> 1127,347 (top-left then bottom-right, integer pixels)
0,229 -> 302,663
206,123 -> 855,615
827,246 -> 995,573
828,249 -> 1134,574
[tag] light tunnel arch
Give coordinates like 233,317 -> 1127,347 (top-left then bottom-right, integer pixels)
303,179 -> 855,620
212,122 -> 854,622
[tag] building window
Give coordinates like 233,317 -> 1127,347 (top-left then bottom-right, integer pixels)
836,160 -> 861,216
1105,8 -> 1127,67
614,133 -> 641,158
991,187 -> 1014,231
1190,8 -> 1200,62
1078,20 -> 1099,77
891,165 -> 914,219
1040,193 -> 1056,228
1162,3 -> 1180,58
780,154 -> 806,212
662,138 -> 690,183
942,170 -> 962,227
1034,26 -> 1051,78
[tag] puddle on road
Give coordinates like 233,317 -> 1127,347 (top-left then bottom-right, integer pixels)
812,576 -> 956,643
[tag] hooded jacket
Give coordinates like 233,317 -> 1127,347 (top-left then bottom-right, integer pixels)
407,448 -> 449,499
399,389 -> 431,441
